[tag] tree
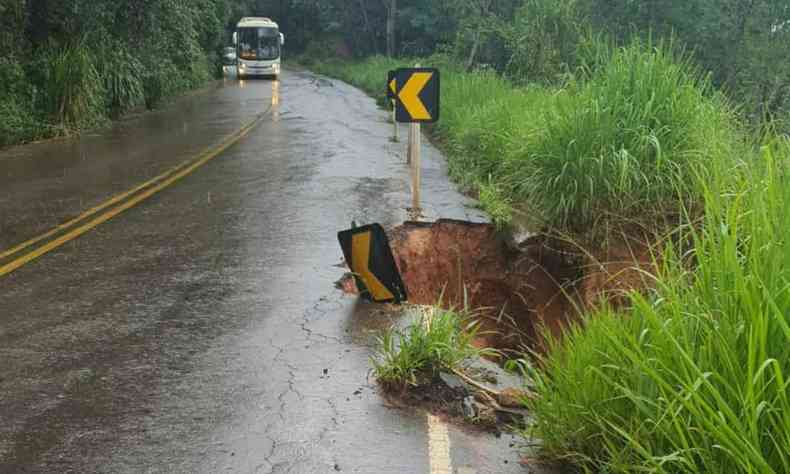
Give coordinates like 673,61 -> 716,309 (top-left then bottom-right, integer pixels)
386,0 -> 396,56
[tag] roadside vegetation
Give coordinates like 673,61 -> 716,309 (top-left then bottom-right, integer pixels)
0,0 -> 281,148
4,0 -> 787,472
312,41 -> 742,238
530,142 -> 790,473
305,2 -> 790,472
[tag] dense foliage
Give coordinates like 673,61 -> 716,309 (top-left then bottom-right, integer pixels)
294,0 -> 790,129
0,0 -> 261,146
2,0 -> 788,147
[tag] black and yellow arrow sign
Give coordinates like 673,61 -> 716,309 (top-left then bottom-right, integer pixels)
337,223 -> 407,303
393,68 -> 440,123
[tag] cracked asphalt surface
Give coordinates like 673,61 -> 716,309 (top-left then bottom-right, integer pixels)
0,69 -> 537,473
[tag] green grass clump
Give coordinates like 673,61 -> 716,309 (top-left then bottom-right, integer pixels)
528,142 -> 790,473
0,58 -> 47,146
507,41 -> 739,235
372,305 -> 493,388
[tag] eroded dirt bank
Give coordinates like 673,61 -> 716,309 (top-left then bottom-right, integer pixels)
380,219 -> 657,351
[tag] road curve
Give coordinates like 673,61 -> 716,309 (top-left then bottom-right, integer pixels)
0,69 -> 538,473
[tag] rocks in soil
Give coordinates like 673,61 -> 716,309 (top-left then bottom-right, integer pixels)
439,372 -> 467,392
496,388 -> 535,408
462,396 -> 477,418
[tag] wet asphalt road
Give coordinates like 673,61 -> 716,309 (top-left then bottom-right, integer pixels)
0,68 -> 535,473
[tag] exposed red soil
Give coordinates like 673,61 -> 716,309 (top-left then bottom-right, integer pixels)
387,220 -> 657,351
387,220 -> 586,351
579,236 -> 658,310
337,219 -> 658,351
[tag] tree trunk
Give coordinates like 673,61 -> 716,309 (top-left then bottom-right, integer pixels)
386,0 -> 396,57
358,0 -> 376,54
466,28 -> 481,71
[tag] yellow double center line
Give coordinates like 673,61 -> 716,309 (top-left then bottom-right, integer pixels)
0,106 -> 271,278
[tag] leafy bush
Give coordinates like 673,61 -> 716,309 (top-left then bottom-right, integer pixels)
0,57 -> 45,146
0,0 -> 237,147
372,305 -> 492,388
0,95 -> 45,147
528,142 -> 790,473
97,45 -> 145,117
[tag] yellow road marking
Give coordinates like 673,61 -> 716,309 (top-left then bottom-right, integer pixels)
398,72 -> 433,120
350,231 -> 395,301
0,157 -> 198,260
0,108 -> 270,278
427,414 -> 453,474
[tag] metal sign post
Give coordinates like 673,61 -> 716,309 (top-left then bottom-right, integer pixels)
410,122 -> 421,210
387,70 -> 399,144
392,100 -> 399,143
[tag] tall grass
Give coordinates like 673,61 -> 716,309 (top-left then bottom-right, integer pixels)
40,43 -> 106,131
528,141 -> 790,473
506,42 -> 740,236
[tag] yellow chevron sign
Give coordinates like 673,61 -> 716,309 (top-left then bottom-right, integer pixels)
392,68 -> 440,123
337,224 -> 407,303
350,231 -> 394,301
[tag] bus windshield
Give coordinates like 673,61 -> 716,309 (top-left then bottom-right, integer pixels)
238,27 -> 280,61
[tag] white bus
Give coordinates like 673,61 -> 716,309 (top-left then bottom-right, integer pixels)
233,17 -> 284,79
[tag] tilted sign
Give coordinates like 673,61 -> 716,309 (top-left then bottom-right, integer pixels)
392,68 -> 440,123
337,223 -> 407,304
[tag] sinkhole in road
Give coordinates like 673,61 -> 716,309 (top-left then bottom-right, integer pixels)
339,219 -> 657,353
386,219 -> 583,352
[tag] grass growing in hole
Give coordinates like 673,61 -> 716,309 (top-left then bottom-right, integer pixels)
527,142 -> 790,473
371,305 -> 495,389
